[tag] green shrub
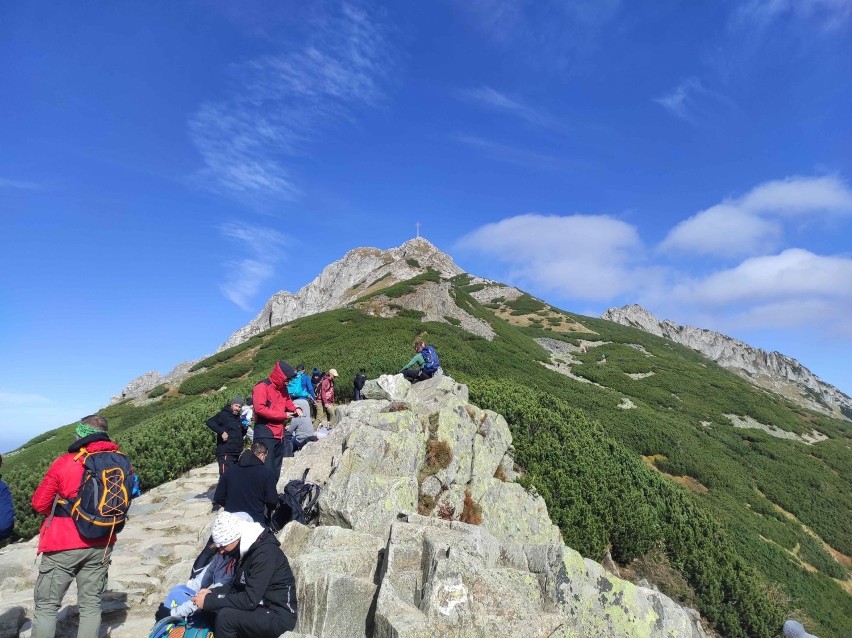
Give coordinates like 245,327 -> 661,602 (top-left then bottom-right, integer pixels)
405,258 -> 420,268
179,361 -> 251,395
147,384 -> 168,398
505,293 -> 547,315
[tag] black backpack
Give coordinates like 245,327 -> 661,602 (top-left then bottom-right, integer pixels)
58,447 -> 135,540
269,468 -> 321,532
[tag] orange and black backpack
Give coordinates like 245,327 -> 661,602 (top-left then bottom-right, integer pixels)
56,447 -> 135,540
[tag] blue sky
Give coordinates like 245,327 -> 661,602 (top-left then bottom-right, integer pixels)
2,0 -> 851,453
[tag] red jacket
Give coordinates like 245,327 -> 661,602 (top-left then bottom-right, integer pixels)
31,433 -> 120,554
319,374 -> 336,405
252,361 -> 299,440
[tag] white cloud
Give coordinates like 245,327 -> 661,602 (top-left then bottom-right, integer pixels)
457,86 -> 563,130
189,1 -> 394,204
739,175 -> 852,215
457,213 -> 650,299
670,249 -> 852,306
659,204 -> 782,258
654,78 -> 732,122
660,175 -> 852,258
218,222 -> 289,310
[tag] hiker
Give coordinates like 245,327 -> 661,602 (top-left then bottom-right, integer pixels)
30,415 -> 133,638
0,454 -> 13,544
252,360 -> 303,479
287,364 -> 316,403
353,368 -> 367,400
309,368 -> 322,419
316,369 -> 338,428
400,339 -> 440,383
289,399 -> 318,452
206,396 -> 247,476
241,398 -> 254,442
213,441 -> 278,526
192,510 -> 297,638
154,513 -> 253,621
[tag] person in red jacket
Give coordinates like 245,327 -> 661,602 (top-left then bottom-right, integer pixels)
30,415 -> 127,638
252,360 -> 302,479
316,368 -> 338,429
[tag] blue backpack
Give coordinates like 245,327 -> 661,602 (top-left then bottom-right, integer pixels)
420,344 -> 440,374
148,615 -> 213,638
0,479 -> 13,540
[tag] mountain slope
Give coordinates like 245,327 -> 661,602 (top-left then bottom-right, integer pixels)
603,304 -> 852,421
5,242 -> 850,637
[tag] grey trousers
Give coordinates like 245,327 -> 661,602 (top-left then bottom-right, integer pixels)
32,545 -> 113,638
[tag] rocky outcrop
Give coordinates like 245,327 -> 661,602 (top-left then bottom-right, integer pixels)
220,238 -> 464,351
1,374 -> 707,638
603,304 -> 852,421
112,360 -> 198,403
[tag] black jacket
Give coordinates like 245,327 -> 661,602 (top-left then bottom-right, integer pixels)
206,406 -> 246,457
213,450 -> 278,524
204,529 -> 297,619
353,373 -> 367,391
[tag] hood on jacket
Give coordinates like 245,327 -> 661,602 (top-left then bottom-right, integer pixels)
269,360 -> 297,390
237,451 -> 265,467
68,431 -> 112,454
238,520 -> 267,558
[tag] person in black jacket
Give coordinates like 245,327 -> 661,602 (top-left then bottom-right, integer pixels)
193,510 -> 297,638
212,442 -> 278,525
353,368 -> 367,400
207,396 -> 247,476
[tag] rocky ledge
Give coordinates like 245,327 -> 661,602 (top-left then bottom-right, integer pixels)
1,374 -> 706,638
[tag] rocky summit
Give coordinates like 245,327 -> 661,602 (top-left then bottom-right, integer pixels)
0,374 -> 706,638
603,304 -> 852,421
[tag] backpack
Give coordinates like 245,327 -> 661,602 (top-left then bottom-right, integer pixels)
148,615 -> 213,638
0,479 -> 13,540
269,468 -> 321,532
59,448 -> 135,540
287,374 -> 308,399
420,344 -> 440,374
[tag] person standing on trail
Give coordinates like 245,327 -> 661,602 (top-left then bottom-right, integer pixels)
316,369 -> 338,428
30,415 -> 132,638
206,396 -> 247,476
252,361 -> 302,478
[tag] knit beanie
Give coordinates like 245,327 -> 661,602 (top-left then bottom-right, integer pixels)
230,396 -> 244,406
211,511 -> 243,546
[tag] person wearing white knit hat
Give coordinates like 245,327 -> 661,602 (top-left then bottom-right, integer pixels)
192,510 -> 297,637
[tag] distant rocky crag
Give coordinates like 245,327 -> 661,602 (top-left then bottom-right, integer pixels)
2,374 -> 707,638
602,304 -> 852,421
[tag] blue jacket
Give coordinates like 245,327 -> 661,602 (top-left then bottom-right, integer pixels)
0,478 -> 13,539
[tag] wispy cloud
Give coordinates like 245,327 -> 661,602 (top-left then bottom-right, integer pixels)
457,86 -> 564,130
189,1 -> 394,205
733,0 -> 852,31
218,221 -> 288,310
660,175 -> 852,258
0,177 -> 42,190
654,78 -> 733,122
453,0 -> 622,70
451,134 -> 574,171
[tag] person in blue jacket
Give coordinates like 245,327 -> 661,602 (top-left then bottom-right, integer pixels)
0,454 -> 13,543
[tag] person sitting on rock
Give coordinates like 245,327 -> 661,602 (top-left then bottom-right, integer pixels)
192,510 -> 297,638
400,339 -> 440,383
288,398 -> 319,452
212,441 -> 278,526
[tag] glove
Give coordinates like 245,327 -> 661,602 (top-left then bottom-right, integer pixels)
173,600 -> 198,618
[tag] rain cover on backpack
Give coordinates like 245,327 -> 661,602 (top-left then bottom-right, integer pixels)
60,448 -> 135,539
420,344 -> 440,373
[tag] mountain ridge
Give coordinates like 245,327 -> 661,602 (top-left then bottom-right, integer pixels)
602,304 -> 852,421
